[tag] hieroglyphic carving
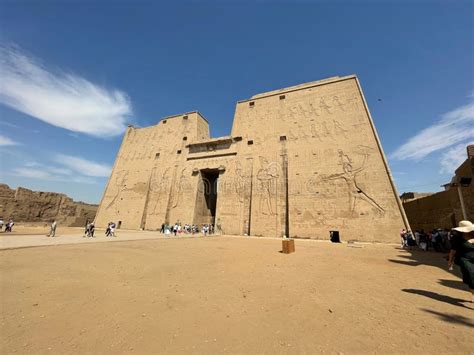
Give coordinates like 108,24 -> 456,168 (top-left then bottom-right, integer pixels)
318,97 -> 332,115
332,95 -> 346,111
321,149 -> 384,216
256,157 -> 280,215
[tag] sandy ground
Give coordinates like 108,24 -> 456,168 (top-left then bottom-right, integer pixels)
1,235 -> 472,354
0,227 -> 173,250
0,224 -> 90,236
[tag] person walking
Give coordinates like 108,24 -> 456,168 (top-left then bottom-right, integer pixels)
448,220 -> 474,299
109,222 -> 116,237
5,220 -> 14,232
105,222 -> 111,237
48,220 -> 57,238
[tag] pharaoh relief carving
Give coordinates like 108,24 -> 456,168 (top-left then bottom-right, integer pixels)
256,157 -> 280,216
172,167 -> 190,209
149,167 -> 171,215
321,148 -> 385,217
234,161 -> 245,204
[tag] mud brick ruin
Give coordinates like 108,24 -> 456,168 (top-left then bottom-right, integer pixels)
95,75 -> 409,242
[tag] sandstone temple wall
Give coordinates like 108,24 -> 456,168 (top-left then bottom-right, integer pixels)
95,75 -> 408,242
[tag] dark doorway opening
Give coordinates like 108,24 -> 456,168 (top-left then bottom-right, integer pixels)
194,169 -> 219,225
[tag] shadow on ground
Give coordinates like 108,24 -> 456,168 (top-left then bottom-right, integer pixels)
421,309 -> 474,328
389,248 -> 464,292
389,247 -> 473,327
402,288 -> 473,309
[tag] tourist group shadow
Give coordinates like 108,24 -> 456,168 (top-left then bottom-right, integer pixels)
401,288 -> 473,310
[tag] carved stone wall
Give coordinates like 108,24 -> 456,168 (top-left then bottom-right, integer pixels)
95,75 -> 408,242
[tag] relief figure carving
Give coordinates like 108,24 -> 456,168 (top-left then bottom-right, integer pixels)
321,150 -> 385,216
172,167 -> 190,208
256,157 -> 280,215
149,167 -> 171,215
106,171 -> 129,211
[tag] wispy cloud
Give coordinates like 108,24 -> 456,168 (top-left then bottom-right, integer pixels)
12,154 -> 110,184
391,100 -> 474,161
0,134 -> 19,146
55,154 -> 111,177
0,120 -> 20,129
0,45 -> 133,137
12,166 -> 96,184
439,142 -> 473,174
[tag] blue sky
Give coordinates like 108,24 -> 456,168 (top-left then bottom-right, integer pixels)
0,1 -> 473,204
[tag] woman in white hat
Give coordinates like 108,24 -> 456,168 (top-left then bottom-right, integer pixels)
448,220 -> 474,297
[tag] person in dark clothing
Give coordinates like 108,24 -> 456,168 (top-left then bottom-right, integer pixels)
448,221 -> 474,299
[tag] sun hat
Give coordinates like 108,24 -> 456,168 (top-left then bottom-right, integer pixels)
452,220 -> 474,233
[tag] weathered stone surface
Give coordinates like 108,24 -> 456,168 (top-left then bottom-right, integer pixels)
95,75 -> 408,242
0,184 -> 97,226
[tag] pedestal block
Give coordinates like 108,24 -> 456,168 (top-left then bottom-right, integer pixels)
282,239 -> 295,254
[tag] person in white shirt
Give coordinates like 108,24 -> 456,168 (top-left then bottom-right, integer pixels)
48,220 -> 57,238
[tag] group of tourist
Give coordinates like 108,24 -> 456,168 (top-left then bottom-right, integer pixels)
0,219 -> 15,232
83,221 -> 116,238
448,221 -> 474,297
400,228 -> 451,252
160,223 -> 214,236
401,222 -> 473,297
105,222 -> 116,237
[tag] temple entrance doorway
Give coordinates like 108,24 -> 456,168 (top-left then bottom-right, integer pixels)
194,169 -> 219,225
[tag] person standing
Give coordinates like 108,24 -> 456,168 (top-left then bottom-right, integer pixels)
448,221 -> 474,298
48,220 -> 57,238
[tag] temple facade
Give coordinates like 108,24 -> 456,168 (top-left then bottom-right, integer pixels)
95,75 -> 409,242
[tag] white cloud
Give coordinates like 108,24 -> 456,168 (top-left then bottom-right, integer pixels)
391,100 -> 474,161
13,167 -> 55,180
13,165 -> 97,184
0,134 -> 19,146
0,45 -> 132,137
439,142 -> 473,174
55,154 -> 111,177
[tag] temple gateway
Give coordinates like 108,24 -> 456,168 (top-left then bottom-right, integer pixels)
95,75 -> 409,242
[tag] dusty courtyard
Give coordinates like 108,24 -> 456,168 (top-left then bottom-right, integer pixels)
1,235 -> 472,353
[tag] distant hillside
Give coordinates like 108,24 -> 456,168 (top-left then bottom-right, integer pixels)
0,184 -> 98,226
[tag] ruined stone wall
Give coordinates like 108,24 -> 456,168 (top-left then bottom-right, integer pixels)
403,158 -> 473,231
0,184 -> 97,226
